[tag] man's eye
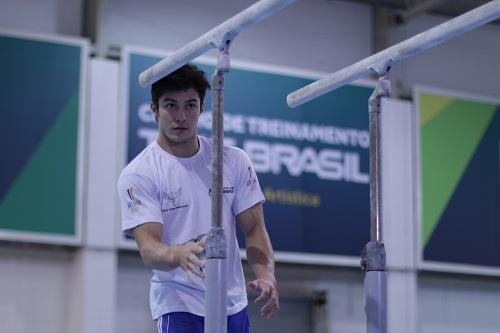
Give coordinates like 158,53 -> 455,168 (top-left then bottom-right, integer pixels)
186,103 -> 197,109
165,103 -> 176,110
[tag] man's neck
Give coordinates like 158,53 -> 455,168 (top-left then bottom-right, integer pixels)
156,135 -> 200,157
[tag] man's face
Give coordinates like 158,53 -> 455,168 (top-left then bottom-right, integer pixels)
152,87 -> 203,146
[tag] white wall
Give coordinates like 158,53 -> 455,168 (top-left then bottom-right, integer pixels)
116,252 -> 156,333
0,245 -> 74,333
382,98 -> 417,333
69,57 -> 120,333
419,275 -> 500,333
0,0 -> 82,36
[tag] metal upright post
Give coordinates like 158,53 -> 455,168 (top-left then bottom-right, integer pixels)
205,39 -> 231,333
361,64 -> 391,333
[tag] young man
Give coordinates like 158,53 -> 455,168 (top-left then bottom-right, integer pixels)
118,64 -> 278,332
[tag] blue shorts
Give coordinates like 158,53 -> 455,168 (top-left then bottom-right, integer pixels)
156,307 -> 250,333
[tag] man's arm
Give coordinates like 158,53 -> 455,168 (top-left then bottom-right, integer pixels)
236,203 -> 279,319
133,222 -> 205,281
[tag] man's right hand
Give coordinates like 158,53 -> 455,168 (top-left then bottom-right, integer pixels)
174,239 -> 206,283
133,223 -> 206,283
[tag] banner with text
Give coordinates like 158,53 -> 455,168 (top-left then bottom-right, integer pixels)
123,47 -> 373,259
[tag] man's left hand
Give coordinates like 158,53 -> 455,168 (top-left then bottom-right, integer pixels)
248,278 -> 279,319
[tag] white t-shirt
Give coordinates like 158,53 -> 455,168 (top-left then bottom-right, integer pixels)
118,135 -> 265,319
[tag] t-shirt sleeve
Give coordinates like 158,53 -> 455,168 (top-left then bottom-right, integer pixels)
232,148 -> 266,216
117,172 -> 163,236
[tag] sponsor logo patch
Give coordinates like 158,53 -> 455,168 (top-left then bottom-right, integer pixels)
246,166 -> 257,190
126,187 -> 142,214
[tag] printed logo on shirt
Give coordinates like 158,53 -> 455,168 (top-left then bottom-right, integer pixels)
246,166 -> 257,191
208,186 -> 235,197
162,187 -> 189,212
126,187 -> 142,214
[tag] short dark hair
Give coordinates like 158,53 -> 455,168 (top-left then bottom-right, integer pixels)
151,63 -> 210,106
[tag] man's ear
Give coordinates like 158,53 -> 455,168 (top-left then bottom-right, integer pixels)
151,102 -> 158,122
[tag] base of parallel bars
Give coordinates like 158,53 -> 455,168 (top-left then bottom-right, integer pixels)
205,258 -> 228,333
361,241 -> 387,333
365,270 -> 387,333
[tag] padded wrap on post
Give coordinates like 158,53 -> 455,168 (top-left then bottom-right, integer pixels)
206,227 -> 227,259
361,241 -> 386,272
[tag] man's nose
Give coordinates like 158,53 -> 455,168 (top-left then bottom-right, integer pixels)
175,108 -> 187,122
